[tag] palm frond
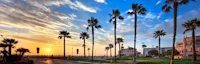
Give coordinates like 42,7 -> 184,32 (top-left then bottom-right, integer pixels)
95,25 -> 102,29
109,13 -> 112,17
183,29 -> 190,34
118,16 -> 124,20
127,11 -> 134,15
58,36 -> 62,39
180,0 -> 195,5
138,8 -> 147,15
86,27 -> 89,31
162,4 -> 172,13
67,36 -> 71,38
165,0 -> 173,4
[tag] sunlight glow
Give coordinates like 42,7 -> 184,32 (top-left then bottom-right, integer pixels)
45,48 -> 51,53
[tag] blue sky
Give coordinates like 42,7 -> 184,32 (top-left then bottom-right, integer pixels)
0,0 -> 200,55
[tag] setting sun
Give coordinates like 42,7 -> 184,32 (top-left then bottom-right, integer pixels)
45,48 -> 51,53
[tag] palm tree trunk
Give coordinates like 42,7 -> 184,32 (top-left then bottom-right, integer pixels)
92,26 -> 94,61
110,48 -> 112,57
158,37 -> 161,58
133,11 -> 137,62
107,50 -> 108,57
170,2 -> 177,64
88,50 -> 90,58
84,39 -> 86,58
64,36 -> 66,58
192,29 -> 196,63
9,43 -> 12,56
114,17 -> 117,61
119,43 -> 121,58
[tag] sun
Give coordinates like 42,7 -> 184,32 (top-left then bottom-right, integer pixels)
45,48 -> 51,53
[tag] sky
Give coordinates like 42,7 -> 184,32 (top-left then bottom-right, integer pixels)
0,0 -> 200,56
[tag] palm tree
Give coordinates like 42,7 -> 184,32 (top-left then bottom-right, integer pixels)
58,31 -> 71,57
88,48 -> 90,57
153,30 -> 166,58
142,43 -> 147,48
162,0 -> 195,64
182,18 -> 200,63
109,9 -> 124,61
16,48 -> 30,57
116,37 -> 124,57
105,47 -> 110,57
2,38 -> 18,56
86,17 -> 101,60
127,3 -> 147,62
109,44 -> 113,57
80,32 -> 89,58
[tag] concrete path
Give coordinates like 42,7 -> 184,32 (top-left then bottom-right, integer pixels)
31,58 -> 111,64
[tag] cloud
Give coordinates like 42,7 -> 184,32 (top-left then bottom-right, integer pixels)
14,0 -> 98,13
0,0 -> 86,46
94,0 -> 107,4
143,12 -> 157,19
156,0 -> 161,5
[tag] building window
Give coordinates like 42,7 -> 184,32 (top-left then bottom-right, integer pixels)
196,41 -> 200,45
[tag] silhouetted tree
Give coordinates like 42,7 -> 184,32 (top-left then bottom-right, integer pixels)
2,38 -> 18,56
121,44 -> 124,49
109,44 -> 113,57
153,30 -> 166,58
16,47 -> 30,58
162,0 -> 195,64
109,9 -> 124,61
182,18 -> 200,62
127,3 -> 147,62
58,31 -> 71,57
80,32 -> 89,58
105,47 -> 110,57
116,37 -> 124,57
87,48 -> 90,57
0,44 -> 8,58
86,17 -> 101,60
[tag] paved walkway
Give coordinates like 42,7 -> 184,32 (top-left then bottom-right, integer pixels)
31,58 -> 111,64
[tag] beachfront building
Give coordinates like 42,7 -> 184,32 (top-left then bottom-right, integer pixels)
120,47 -> 140,56
176,36 -> 200,58
143,47 -> 172,56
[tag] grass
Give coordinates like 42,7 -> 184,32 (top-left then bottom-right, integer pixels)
105,56 -> 200,64
58,56 -> 200,64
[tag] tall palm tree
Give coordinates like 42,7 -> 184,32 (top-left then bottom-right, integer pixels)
162,0 -> 195,64
105,47 -> 110,57
58,31 -> 71,58
109,44 -> 113,57
116,37 -> 124,57
86,17 -> 101,60
109,9 -> 124,61
153,30 -> 166,58
80,32 -> 89,58
182,18 -> 200,63
127,3 -> 147,62
2,38 -> 18,56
